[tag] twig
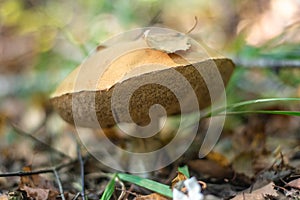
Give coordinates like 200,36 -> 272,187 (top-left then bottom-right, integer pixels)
72,192 -> 81,200
0,159 -> 77,177
77,144 -> 86,200
53,168 -> 66,200
186,16 -> 198,34
121,184 -> 136,200
116,177 -> 126,200
10,122 -> 72,159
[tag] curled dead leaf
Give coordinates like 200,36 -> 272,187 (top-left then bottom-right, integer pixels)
144,29 -> 191,53
19,166 -> 58,200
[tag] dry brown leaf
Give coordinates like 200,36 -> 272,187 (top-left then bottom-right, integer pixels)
171,171 -> 188,189
21,185 -> 52,200
232,182 -> 277,200
135,193 -> 170,200
20,167 -> 55,189
144,30 -> 191,53
19,166 -> 58,200
287,178 -> 300,190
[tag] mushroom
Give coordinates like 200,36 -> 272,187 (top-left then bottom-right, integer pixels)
50,28 -> 235,171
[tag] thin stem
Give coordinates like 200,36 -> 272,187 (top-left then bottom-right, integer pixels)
117,177 -> 126,200
204,97 -> 300,118
0,159 -> 77,177
53,168 -> 66,200
77,144 -> 86,200
72,192 -> 81,200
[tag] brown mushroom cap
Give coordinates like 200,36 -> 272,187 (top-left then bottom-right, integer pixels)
51,35 -> 235,128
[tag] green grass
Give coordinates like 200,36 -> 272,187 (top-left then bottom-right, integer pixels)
206,97 -> 300,118
178,165 -> 190,178
100,173 -> 117,200
118,173 -> 173,198
225,110 -> 300,116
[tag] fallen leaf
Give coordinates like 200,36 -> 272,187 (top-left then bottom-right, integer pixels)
286,178 -> 300,190
21,185 -> 51,200
232,182 -> 278,200
135,193 -> 170,200
19,166 -> 59,200
144,30 -> 191,53
20,167 -> 55,189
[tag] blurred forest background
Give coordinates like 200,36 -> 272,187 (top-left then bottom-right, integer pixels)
0,0 -> 300,199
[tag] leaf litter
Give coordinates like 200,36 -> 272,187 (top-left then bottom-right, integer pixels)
0,99 -> 299,199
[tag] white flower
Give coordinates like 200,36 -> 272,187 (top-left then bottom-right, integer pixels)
173,177 -> 204,200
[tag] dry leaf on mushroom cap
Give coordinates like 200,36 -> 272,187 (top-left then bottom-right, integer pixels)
143,29 -> 191,53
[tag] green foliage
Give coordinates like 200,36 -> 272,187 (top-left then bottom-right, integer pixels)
207,97 -> 300,118
226,110 -> 300,116
100,173 -> 117,200
178,165 -> 190,178
118,173 -> 173,198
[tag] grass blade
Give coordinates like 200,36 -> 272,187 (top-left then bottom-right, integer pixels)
100,173 -> 117,200
206,97 -> 300,117
225,110 -> 300,116
117,173 -> 173,198
178,165 -> 190,178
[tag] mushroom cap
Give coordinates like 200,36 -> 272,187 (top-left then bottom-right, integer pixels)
51,33 -> 235,128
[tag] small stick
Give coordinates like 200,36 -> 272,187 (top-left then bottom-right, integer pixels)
116,177 -> 126,200
77,144 -> 86,200
186,16 -> 198,34
72,192 -> 81,200
53,168 -> 66,200
0,159 -> 77,177
117,184 -> 137,200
